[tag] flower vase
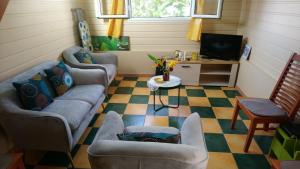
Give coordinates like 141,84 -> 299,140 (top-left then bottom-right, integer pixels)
163,72 -> 170,81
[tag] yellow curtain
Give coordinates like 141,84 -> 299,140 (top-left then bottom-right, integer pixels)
107,0 -> 124,38
187,0 -> 204,41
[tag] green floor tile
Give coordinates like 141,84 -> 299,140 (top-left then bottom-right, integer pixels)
186,89 -> 206,97
219,119 -> 248,134
233,154 -> 270,169
104,103 -> 127,114
88,113 -> 100,127
209,98 -> 233,107
104,94 -> 112,103
254,135 -> 274,154
122,115 -> 145,127
123,77 -> 138,81
38,151 -> 70,166
190,106 -> 215,118
71,144 -> 80,157
147,104 -> 169,116
136,81 -> 148,87
110,80 -> 120,87
169,117 -> 186,129
115,87 -> 134,94
152,89 -> 168,96
204,133 -> 231,152
224,90 -> 241,98
129,95 -> 149,104
83,127 -> 99,145
239,110 -> 249,120
168,96 -> 189,105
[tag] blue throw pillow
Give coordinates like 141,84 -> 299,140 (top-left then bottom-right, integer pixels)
74,49 -> 96,64
117,132 -> 180,144
44,62 -> 74,96
13,73 -> 54,111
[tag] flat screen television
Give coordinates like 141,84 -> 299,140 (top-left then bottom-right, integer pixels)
200,33 -> 243,61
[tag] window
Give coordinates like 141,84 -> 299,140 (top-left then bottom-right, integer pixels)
95,0 -> 224,19
131,0 -> 191,18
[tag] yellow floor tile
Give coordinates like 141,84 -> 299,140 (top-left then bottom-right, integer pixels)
97,103 -> 106,113
229,98 -> 237,107
204,90 -> 227,98
132,87 -> 150,95
188,97 -> 211,107
185,85 -> 203,89
213,107 -> 240,119
115,75 -> 123,80
138,76 -> 151,81
94,113 -> 106,127
73,145 -> 91,169
108,87 -> 117,94
224,134 -> 263,154
148,95 -> 168,105
124,104 -> 148,115
207,152 -> 238,169
144,116 -> 169,127
168,106 -> 191,117
77,127 -> 91,144
168,88 -> 187,96
243,120 -> 276,136
201,118 -> 223,133
119,80 -> 137,87
109,94 -> 131,103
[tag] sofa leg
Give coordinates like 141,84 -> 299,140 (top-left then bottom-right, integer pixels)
67,152 -> 75,169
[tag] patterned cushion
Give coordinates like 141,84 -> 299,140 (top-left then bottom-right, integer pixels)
44,62 -> 74,96
13,73 -> 54,111
74,49 -> 96,64
117,132 -> 180,144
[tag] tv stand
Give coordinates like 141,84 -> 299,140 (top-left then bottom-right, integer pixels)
169,57 -> 239,87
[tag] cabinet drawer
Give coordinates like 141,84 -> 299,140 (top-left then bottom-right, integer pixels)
171,64 -> 201,85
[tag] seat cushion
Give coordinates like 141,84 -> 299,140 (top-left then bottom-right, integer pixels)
74,49 -> 96,64
56,84 -> 104,105
43,100 -> 92,131
102,64 -> 117,82
239,98 -> 287,117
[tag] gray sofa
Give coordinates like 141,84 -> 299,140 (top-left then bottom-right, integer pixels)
63,46 -> 118,86
88,112 -> 208,169
0,61 -> 107,167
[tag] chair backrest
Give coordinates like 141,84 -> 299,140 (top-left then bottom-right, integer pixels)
270,53 -> 300,119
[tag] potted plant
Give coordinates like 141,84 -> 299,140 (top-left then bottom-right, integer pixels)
148,54 -> 177,81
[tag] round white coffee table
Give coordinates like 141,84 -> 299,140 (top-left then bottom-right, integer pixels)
147,75 -> 181,111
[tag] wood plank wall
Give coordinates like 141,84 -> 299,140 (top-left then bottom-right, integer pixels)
237,0 -> 300,97
0,0 -> 83,81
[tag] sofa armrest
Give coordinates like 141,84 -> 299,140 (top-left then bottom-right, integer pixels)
0,103 -> 73,152
91,53 -> 118,66
69,68 -> 108,88
88,140 -> 207,169
181,113 -> 208,153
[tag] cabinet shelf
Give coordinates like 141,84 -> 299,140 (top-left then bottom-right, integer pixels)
200,71 -> 231,75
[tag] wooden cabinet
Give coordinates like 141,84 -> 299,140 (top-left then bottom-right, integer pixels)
169,58 -> 239,87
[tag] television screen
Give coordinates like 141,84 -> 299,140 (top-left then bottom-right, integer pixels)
200,33 -> 243,60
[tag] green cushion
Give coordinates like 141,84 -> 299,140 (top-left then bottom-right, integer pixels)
117,132 -> 180,144
13,73 -> 54,111
44,62 -> 74,96
74,49 -> 96,64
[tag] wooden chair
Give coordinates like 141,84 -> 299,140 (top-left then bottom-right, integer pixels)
231,53 -> 300,152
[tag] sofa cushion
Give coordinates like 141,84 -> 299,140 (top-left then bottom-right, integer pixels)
74,49 -> 96,64
43,100 -> 92,131
239,98 -> 287,117
13,73 -> 54,111
44,62 -> 74,96
56,84 -> 104,105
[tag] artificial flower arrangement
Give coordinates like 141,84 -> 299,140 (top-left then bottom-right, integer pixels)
148,54 -> 177,81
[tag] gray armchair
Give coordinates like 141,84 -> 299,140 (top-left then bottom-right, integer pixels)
88,112 -> 208,169
0,61 -> 107,168
63,46 -> 118,86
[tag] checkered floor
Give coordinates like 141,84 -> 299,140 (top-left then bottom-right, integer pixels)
25,76 -> 274,169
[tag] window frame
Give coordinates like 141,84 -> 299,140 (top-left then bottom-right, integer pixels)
95,0 -> 130,19
190,0 -> 224,19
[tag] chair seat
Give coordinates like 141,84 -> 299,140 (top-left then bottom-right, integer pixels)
239,98 -> 287,117
56,84 -> 104,105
